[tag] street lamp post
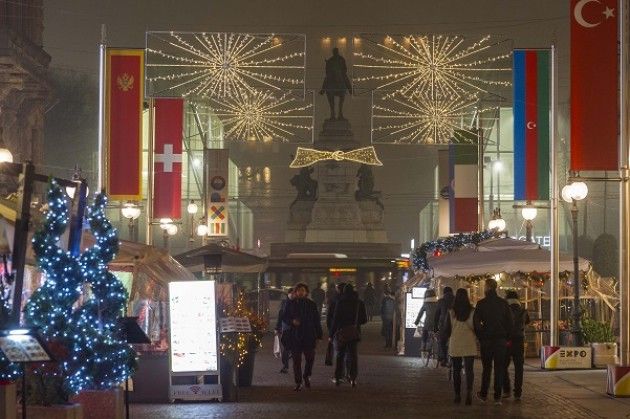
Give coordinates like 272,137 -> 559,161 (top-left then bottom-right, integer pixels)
187,200 -> 199,242
562,181 -> 589,346
121,202 -> 141,241
487,207 -> 506,233
159,218 -> 178,250
521,204 -> 538,242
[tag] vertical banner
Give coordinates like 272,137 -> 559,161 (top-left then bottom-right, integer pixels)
513,49 -> 550,201
449,132 -> 478,233
106,49 -> 144,200
205,149 -> 229,237
153,99 -> 184,219
570,0 -> 618,171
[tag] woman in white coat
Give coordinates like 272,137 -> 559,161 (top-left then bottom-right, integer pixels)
445,288 -> 477,405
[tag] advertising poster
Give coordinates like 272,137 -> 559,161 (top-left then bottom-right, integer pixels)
169,280 -> 218,373
405,287 -> 426,329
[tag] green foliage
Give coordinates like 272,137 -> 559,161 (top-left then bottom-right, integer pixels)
581,317 -> 615,343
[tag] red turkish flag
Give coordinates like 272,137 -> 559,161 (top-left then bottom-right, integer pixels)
153,99 -> 183,219
570,0 -> 618,171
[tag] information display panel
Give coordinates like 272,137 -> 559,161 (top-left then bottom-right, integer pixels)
405,287 -> 426,329
169,280 -> 218,373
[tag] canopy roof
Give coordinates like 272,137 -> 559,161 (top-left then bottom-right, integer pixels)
175,243 -> 267,274
429,237 -> 590,277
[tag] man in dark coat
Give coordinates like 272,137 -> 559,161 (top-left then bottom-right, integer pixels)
282,283 -> 323,391
380,290 -> 395,348
434,286 -> 455,365
311,282 -> 326,315
330,284 -> 367,387
363,282 -> 376,322
275,288 -> 294,373
503,290 -> 530,401
473,278 -> 514,405
326,282 -> 346,333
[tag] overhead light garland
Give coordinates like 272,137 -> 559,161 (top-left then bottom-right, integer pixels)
146,31 -> 306,99
195,89 -> 313,143
411,230 -> 497,272
371,91 -> 498,144
353,34 -> 511,99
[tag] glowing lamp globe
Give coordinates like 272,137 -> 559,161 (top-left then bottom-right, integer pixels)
159,218 -> 173,229
0,148 -> 13,163
187,201 -> 199,215
196,224 -> 209,236
121,203 -> 141,220
167,224 -> 178,236
561,184 -> 574,203
521,207 -> 538,221
570,181 -> 588,201
65,185 -> 89,199
488,218 -> 506,232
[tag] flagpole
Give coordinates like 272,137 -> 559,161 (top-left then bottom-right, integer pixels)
549,44 -> 560,347
97,24 -> 106,191
618,0 -> 630,366
146,98 -> 155,246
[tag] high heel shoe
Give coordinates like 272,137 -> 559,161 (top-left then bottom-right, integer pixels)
350,380 -> 357,388
294,383 -> 303,391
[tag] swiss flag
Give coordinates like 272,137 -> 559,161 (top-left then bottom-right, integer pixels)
153,99 -> 183,219
570,0 -> 618,171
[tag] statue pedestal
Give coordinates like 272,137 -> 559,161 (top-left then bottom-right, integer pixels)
301,118 -> 386,243
286,200 -> 315,242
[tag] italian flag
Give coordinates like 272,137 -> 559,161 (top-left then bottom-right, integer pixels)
449,134 -> 478,233
513,49 -> 550,201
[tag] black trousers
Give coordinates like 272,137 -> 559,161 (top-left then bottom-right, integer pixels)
335,340 -> 358,381
503,337 -> 525,397
479,339 -> 507,400
382,320 -> 393,347
438,334 -> 449,363
281,344 -> 291,369
452,356 -> 475,396
291,349 -> 315,385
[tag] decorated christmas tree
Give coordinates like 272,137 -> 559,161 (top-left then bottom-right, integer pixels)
23,181 -> 135,401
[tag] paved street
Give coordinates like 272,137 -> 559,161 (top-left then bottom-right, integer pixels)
131,321 -> 630,418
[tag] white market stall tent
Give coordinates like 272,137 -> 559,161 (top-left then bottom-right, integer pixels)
428,237 -> 590,278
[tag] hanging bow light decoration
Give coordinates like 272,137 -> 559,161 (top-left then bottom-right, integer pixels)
289,146 -> 383,168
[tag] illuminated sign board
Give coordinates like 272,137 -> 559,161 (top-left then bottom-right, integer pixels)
169,281 -> 218,373
329,268 -> 357,273
405,288 -> 426,329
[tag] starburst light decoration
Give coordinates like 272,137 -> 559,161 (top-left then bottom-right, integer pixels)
193,90 -> 314,143
353,34 -> 511,99
353,34 -> 510,144
146,31 -> 306,99
371,91 -> 499,145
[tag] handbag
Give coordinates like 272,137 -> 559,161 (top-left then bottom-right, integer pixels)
413,325 -> 423,338
334,302 -> 361,345
324,340 -> 334,366
273,334 -> 281,358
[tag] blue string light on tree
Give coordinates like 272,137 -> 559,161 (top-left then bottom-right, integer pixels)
23,182 -> 136,397
411,230 -> 497,272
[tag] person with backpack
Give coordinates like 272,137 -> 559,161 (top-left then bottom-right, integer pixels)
445,288 -> 478,406
330,284 -> 367,387
502,290 -> 530,401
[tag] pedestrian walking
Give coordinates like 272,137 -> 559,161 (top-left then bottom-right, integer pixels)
330,284 -> 367,387
414,289 -> 438,351
363,282 -> 376,322
311,282 -> 326,315
282,283 -> 323,391
326,282 -> 346,333
275,288 -> 294,374
473,278 -> 513,405
380,290 -> 395,348
503,290 -> 530,401
434,287 -> 454,365
445,288 -> 477,406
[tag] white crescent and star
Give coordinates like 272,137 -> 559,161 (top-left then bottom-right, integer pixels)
527,121 -> 537,130
574,0 -> 615,28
